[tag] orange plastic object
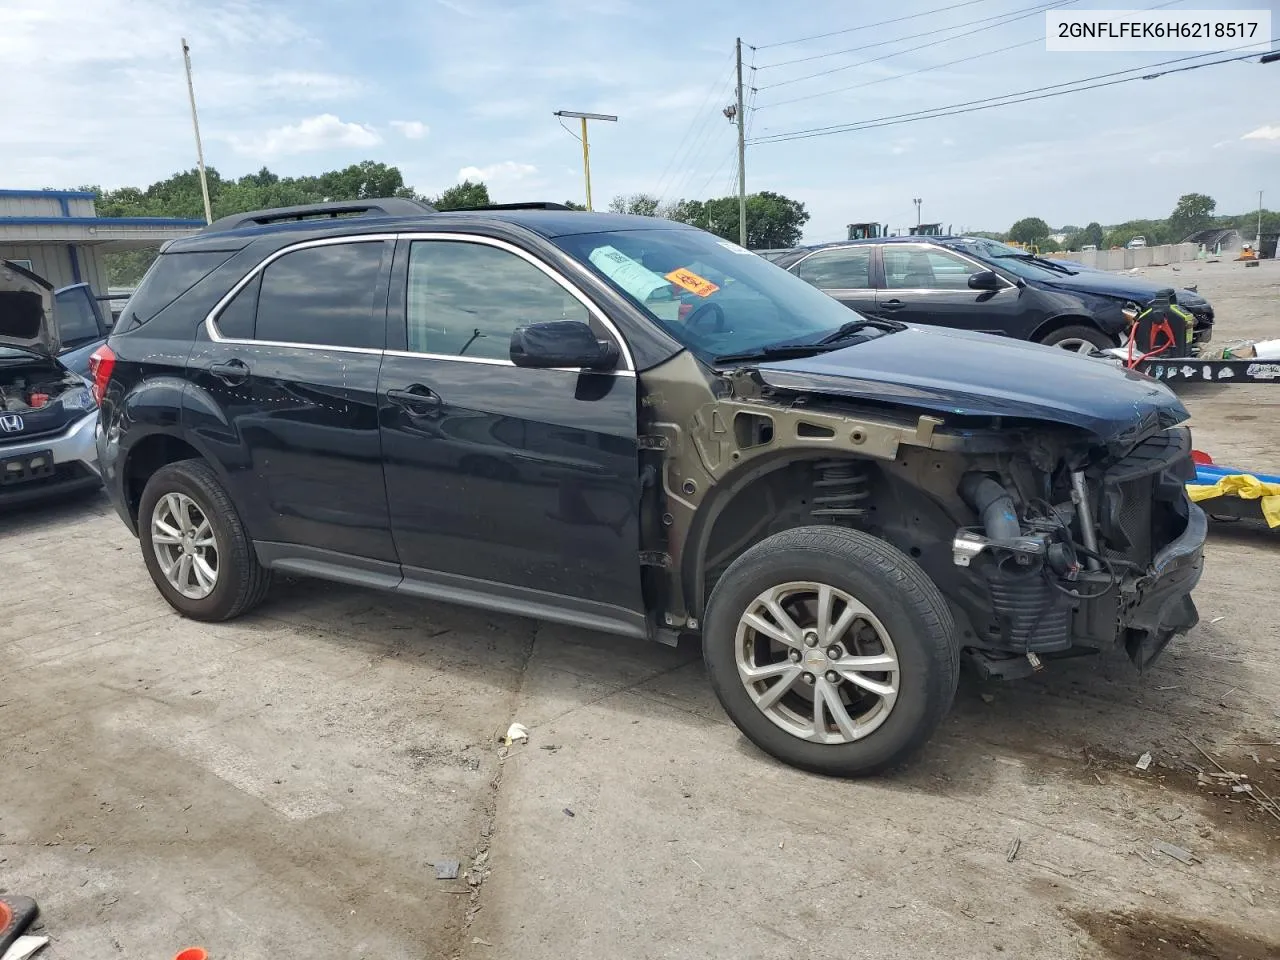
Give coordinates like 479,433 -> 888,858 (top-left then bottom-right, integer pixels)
29,393 -> 48,408
174,949 -> 208,960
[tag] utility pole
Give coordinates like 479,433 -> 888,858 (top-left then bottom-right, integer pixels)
181,38 -> 213,225
553,111 -> 617,211
914,198 -> 922,228
1258,190 -> 1264,251
735,37 -> 747,248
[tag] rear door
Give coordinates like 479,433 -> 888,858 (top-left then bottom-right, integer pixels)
877,244 -> 1023,334
185,237 -> 398,562
377,234 -> 645,632
790,245 -> 879,316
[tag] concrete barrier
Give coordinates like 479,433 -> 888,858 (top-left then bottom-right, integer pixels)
1056,242 -> 1199,271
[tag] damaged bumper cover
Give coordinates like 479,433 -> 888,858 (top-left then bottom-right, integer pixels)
1119,499 -> 1206,668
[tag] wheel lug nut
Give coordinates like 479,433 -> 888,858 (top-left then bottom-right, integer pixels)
788,649 -> 802,663
803,630 -> 819,647
826,646 -> 842,659
825,670 -> 839,684
802,672 -> 815,685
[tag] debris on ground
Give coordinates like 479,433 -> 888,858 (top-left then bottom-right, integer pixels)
563,808 -> 575,818
501,723 -> 529,746
1135,752 -> 1153,771
1152,840 -> 1197,865
1006,838 -> 1020,862
1155,806 -> 1183,823
434,859 -> 460,880
471,937 -> 493,947
2,937 -> 50,960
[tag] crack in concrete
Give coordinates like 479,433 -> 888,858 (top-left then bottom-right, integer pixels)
449,619 -> 540,959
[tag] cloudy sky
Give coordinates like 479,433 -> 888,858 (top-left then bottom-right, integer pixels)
3,0 -> 1276,240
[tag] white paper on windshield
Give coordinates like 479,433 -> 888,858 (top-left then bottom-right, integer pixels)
716,239 -> 753,255
589,245 -> 671,302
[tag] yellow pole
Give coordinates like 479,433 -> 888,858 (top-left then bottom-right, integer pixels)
581,117 -> 592,211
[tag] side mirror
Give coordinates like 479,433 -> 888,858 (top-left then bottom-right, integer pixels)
510,320 -> 620,371
968,270 -> 1001,291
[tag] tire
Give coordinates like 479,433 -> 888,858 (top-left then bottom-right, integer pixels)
138,459 -> 271,621
703,526 -> 959,777
1039,323 -> 1114,354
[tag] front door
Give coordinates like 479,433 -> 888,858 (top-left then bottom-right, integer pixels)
877,244 -> 1022,334
378,235 -> 644,630
791,245 -> 879,317
185,237 -> 397,562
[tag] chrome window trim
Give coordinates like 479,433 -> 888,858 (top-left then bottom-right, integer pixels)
203,231 -> 636,372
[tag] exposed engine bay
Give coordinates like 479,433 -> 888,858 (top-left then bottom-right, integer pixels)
636,351 -> 1205,677
0,362 -> 93,414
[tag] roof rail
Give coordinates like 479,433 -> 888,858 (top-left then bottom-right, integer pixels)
202,197 -> 437,233
461,202 -> 575,211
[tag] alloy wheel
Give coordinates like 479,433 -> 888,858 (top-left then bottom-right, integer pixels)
734,581 -> 900,744
151,492 -> 219,600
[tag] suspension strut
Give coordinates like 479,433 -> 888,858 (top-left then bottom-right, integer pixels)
811,460 -> 870,524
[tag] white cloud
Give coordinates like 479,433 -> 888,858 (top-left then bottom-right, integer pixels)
1242,124 -> 1280,141
229,114 -> 382,159
390,120 -> 430,140
457,161 -> 538,183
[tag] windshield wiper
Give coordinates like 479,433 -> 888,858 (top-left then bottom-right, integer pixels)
817,317 -> 905,343
994,253 -> 1075,274
715,317 -> 904,365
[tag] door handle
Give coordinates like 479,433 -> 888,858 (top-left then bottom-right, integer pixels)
387,384 -> 441,413
880,299 -> 906,310
210,358 -> 250,385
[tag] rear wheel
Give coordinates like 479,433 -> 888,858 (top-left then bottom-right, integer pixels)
703,526 -> 959,777
1040,323 -> 1114,354
138,459 -> 271,621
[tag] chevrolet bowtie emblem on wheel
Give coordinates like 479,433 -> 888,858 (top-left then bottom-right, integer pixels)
0,414 -> 24,433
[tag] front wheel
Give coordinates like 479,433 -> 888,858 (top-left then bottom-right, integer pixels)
703,526 -> 959,777
1039,323 -> 1114,354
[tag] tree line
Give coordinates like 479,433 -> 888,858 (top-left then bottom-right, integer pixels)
1004,193 -> 1276,252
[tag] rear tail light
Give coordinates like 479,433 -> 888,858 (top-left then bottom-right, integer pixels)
88,344 -> 116,404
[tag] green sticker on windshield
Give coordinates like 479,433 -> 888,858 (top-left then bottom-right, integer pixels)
588,245 -> 671,303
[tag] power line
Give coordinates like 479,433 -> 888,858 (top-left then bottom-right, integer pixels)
755,0 -> 991,50
749,46 -> 1270,144
754,0 -> 1184,112
652,50 -> 736,201
758,0 -> 1070,91
757,0 -> 1070,70
660,75 -> 738,204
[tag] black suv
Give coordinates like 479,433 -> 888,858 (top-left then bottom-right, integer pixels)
773,237 -> 1214,352
94,199 -> 1207,777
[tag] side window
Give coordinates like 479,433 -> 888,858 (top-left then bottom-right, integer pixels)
253,241 -> 386,349
406,240 -> 591,361
53,287 -> 104,347
796,247 -> 872,289
883,247 -> 981,290
214,274 -> 261,340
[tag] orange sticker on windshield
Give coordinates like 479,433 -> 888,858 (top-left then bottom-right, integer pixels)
665,267 -> 719,298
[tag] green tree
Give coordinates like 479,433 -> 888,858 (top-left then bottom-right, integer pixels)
1037,237 -> 1062,253
562,200 -> 587,211
672,192 -> 809,248
1081,222 -> 1105,247
1168,192 -> 1216,240
608,193 -> 662,216
1008,217 -> 1051,245
430,180 -> 491,210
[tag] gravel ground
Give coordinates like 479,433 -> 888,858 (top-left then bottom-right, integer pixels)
1,258 -> 1277,960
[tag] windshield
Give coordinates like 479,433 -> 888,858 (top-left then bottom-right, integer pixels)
554,228 -> 867,362
946,239 -> 1076,280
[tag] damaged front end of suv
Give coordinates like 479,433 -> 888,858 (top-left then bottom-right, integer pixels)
637,323 -> 1204,683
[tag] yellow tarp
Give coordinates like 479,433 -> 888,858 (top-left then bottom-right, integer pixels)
1187,474 -> 1280,527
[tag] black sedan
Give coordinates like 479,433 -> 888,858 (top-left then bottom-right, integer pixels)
773,237 -> 1213,352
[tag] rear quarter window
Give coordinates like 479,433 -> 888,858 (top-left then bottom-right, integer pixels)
115,250 -> 236,333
